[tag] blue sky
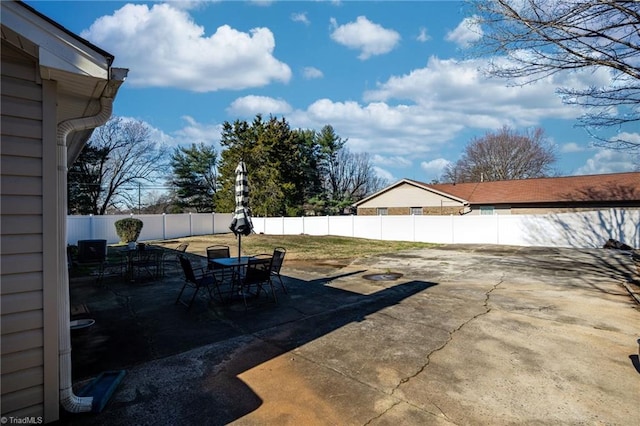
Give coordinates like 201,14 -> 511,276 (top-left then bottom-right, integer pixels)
27,0 -> 639,184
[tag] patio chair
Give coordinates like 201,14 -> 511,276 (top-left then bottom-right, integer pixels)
207,245 -> 232,283
207,245 -> 230,266
131,247 -> 163,282
162,242 -> 189,275
270,247 -> 287,293
75,239 -> 108,284
176,255 -> 222,309
233,254 -> 276,309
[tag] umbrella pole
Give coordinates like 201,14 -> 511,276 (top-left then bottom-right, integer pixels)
238,234 -> 241,260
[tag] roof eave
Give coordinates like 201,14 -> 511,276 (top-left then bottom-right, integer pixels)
3,1 -> 113,79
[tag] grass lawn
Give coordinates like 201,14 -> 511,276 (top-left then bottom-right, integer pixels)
148,234 -> 438,262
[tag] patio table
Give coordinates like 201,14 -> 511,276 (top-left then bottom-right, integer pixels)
210,256 -> 254,301
116,245 -> 164,282
210,256 -> 252,281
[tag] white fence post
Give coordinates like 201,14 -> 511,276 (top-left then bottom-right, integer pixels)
451,215 -> 455,244
352,215 -> 355,237
412,214 -> 415,242
162,213 -> 166,240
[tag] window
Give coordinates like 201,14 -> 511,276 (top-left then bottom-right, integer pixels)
377,208 -> 388,216
410,207 -> 423,215
480,206 -> 495,215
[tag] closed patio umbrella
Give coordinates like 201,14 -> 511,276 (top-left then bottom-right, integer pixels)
229,161 -> 253,259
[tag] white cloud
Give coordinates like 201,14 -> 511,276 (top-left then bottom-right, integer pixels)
250,0 -> 274,6
287,99 -> 466,164
170,115 -> 222,148
417,27 -> 430,42
613,132 -> 640,146
420,158 -> 451,180
445,15 -> 482,48
227,95 -> 293,117
363,56 -> 588,128
560,142 -> 585,153
373,166 -> 396,182
330,16 -> 401,60
81,3 -> 291,91
372,154 -> 412,168
280,55 -> 626,177
291,12 -> 310,25
575,149 -> 638,175
168,1 -> 207,11
302,66 -> 324,79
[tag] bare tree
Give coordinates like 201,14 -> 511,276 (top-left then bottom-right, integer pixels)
68,116 -> 167,214
323,148 -> 387,213
443,126 -> 556,182
471,0 -> 640,151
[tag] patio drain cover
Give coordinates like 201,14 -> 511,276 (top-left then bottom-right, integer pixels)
362,273 -> 403,281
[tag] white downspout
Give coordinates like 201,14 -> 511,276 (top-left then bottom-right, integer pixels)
57,69 -> 126,412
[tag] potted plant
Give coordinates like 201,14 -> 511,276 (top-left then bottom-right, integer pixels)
114,218 -> 144,249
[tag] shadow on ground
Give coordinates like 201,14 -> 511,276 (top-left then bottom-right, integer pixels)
64,252 -> 436,424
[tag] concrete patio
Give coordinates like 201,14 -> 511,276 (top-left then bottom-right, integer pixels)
60,244 -> 640,425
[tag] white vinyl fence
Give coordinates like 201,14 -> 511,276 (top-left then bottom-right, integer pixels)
67,209 -> 640,249
67,213 -> 234,245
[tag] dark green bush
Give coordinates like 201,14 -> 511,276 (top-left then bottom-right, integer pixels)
114,218 -> 143,243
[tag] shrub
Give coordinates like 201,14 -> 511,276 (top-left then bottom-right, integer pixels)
114,218 -> 143,243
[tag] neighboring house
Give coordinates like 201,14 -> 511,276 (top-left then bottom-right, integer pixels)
354,172 -> 640,216
1,1 -> 127,422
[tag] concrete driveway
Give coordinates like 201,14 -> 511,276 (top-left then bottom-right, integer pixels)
62,245 -> 639,425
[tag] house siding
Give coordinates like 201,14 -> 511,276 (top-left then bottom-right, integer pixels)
356,182 -> 464,215
357,182 -> 465,208
358,206 -> 461,216
1,41 -> 49,420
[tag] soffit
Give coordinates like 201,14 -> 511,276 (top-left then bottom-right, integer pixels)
2,1 -> 119,163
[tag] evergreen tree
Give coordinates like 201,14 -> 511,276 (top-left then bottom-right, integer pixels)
169,143 -> 218,212
216,116 -> 385,216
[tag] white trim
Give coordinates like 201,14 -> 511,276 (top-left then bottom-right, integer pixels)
42,79 -> 61,422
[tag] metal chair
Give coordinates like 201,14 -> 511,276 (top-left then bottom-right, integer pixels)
74,239 -> 108,283
206,245 -> 230,265
234,254 -> 276,309
175,255 -> 221,309
207,245 -> 232,284
131,248 -> 163,282
163,242 -> 189,275
270,247 -> 287,293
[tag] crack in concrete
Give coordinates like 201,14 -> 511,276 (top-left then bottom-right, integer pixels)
216,276 -> 503,425
363,400 -> 402,425
385,277 -> 503,421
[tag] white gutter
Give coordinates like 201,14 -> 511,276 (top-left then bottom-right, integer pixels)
56,69 -> 127,413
